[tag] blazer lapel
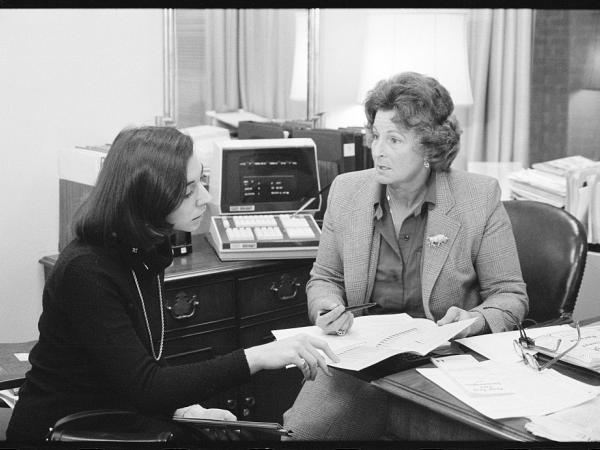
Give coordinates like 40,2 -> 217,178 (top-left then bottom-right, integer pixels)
421,172 -> 461,319
340,177 -> 380,306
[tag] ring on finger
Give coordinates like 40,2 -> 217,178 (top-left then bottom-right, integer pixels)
337,329 -> 346,336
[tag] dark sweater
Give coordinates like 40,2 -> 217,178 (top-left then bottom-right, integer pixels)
7,238 -> 251,441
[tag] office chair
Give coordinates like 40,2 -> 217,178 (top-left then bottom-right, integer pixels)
503,200 -> 588,325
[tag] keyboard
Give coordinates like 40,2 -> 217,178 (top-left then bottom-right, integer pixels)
207,213 -> 321,260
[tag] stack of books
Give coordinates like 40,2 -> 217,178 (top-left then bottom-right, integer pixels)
508,155 -> 600,243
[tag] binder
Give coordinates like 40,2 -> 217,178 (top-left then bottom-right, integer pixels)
338,126 -> 371,171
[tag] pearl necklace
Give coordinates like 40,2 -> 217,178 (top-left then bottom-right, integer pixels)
131,270 -> 164,361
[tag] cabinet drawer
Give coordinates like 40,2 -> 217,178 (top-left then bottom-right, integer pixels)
164,325 -> 238,364
163,279 -> 235,334
237,265 -> 312,319
240,311 -> 310,348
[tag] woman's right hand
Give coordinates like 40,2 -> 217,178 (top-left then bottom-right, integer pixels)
244,334 -> 339,380
315,304 -> 354,336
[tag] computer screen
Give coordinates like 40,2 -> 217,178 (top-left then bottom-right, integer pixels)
210,138 -> 321,214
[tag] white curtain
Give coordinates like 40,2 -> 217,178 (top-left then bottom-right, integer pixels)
201,9 -> 305,120
203,9 -> 240,113
464,9 -> 534,166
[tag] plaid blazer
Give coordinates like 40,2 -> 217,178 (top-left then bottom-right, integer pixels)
306,168 -> 529,333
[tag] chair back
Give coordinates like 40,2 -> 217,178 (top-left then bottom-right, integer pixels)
503,200 -> 587,323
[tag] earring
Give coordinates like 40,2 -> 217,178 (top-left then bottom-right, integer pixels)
424,158 -> 430,169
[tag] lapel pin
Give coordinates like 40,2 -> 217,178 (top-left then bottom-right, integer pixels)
427,234 -> 448,247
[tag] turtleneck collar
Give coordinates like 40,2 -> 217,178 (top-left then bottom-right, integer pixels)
117,237 -> 174,276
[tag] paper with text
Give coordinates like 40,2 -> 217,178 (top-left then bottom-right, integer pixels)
271,313 -> 476,371
525,394 -> 600,441
417,360 -> 598,419
455,324 -> 567,363
533,324 -> 600,371
431,354 -> 515,396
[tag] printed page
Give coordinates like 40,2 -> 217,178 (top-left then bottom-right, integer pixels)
525,394 -> 600,441
456,324 -> 568,363
431,354 -> 515,396
271,313 -> 476,371
417,360 -> 597,419
534,324 -> 600,370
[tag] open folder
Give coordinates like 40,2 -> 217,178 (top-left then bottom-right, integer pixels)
272,313 -> 476,371
173,417 -> 292,437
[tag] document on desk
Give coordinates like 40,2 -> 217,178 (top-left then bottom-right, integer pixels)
455,325 -> 568,363
417,360 -> 598,419
271,313 -> 476,371
532,324 -> 600,372
525,394 -> 600,441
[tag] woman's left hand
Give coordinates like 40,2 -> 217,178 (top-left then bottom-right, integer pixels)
436,306 -> 485,338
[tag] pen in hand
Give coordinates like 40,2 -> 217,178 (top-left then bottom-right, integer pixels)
318,302 -> 377,316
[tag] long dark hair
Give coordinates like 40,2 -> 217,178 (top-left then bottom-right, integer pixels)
73,126 -> 193,249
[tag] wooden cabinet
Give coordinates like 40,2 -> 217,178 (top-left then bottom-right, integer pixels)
40,234 -> 313,427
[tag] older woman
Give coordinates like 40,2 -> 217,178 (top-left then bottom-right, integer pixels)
283,72 -> 528,440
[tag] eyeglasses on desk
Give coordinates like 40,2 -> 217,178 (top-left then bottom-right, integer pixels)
483,306 -> 582,371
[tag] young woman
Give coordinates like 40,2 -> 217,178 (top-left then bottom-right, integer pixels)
7,126 -> 337,441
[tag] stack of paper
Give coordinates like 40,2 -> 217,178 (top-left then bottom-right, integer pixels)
532,324 -> 600,372
508,168 -> 566,207
507,155 -> 600,243
532,155 -> 598,176
525,395 -> 600,441
508,155 -> 596,208
417,358 -> 598,420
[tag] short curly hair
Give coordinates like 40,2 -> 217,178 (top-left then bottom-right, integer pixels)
364,72 -> 462,171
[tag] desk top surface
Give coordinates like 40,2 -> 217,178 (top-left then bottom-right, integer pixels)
372,351 -> 600,441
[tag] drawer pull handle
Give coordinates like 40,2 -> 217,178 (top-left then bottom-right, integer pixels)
166,292 -> 199,320
269,275 -> 301,301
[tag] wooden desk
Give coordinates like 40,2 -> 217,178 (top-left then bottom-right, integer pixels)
0,341 -> 35,391
372,354 -> 600,441
39,234 -> 314,426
